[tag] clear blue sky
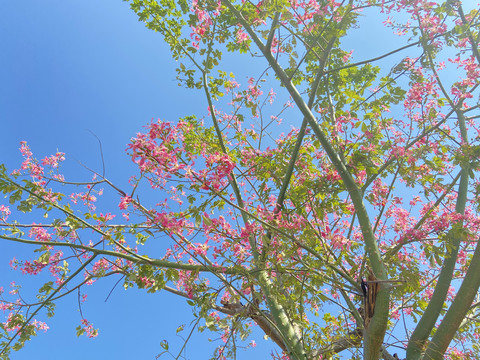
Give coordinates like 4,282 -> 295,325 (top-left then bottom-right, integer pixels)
0,1 -> 431,359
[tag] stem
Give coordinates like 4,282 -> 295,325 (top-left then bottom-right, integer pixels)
423,240 -> 480,359
406,23 -> 471,355
417,109 -> 472,359
458,5 -> 480,65
0,234 -> 249,275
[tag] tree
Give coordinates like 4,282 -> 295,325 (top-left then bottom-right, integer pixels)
1,0 -> 480,359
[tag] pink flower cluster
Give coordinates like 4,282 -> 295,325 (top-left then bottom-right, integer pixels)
127,120 -> 188,186
28,226 -> 52,242
80,318 -> 98,338
16,142 -> 65,182
189,0 -> 220,49
0,204 -> 11,222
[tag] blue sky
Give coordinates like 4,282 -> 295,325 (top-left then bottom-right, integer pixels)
0,1 -> 439,359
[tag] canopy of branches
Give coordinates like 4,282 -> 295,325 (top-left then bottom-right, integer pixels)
1,1 -> 480,359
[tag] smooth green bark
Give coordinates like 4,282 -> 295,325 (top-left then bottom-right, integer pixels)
423,241 -> 480,359
406,107 -> 470,359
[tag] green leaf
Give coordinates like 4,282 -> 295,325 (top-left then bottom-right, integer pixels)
160,340 -> 169,350
9,190 -> 22,204
176,324 -> 185,334
76,326 -> 85,337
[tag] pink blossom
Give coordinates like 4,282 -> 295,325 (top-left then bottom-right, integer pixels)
0,205 -> 11,222
28,226 -> 52,242
236,28 -> 249,44
342,50 -> 353,63
80,319 -> 98,338
41,152 -> 65,168
32,320 -> 49,332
